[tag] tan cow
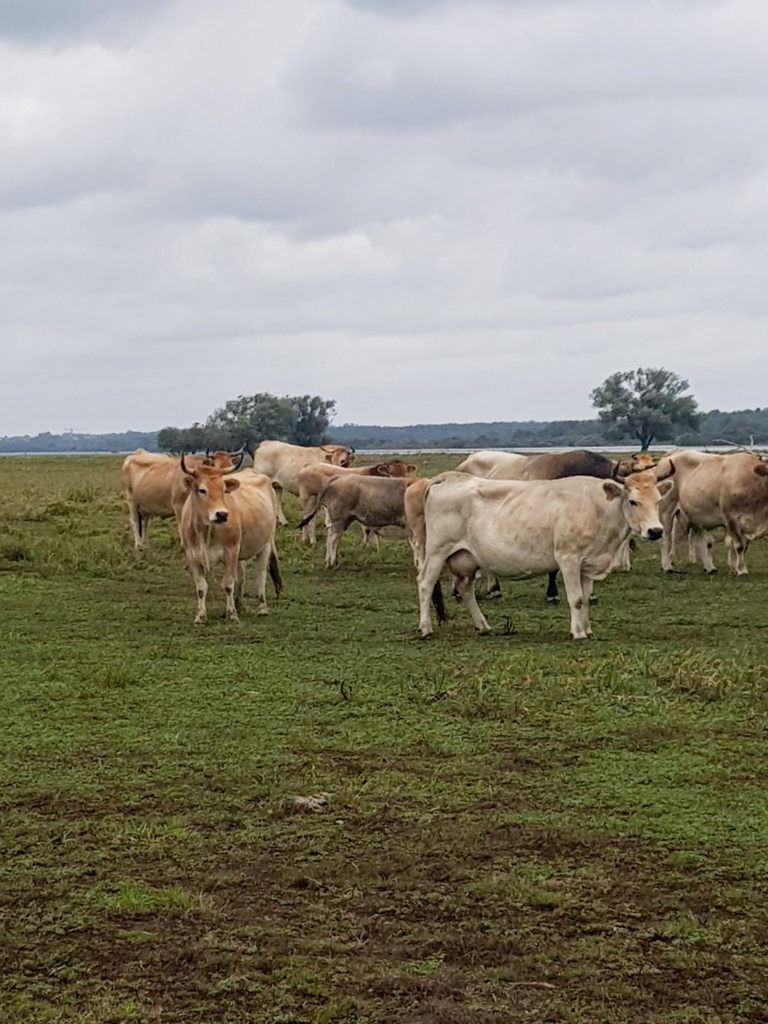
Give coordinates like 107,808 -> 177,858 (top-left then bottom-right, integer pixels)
298,474 -> 423,568
178,461 -> 281,624
252,440 -> 355,526
416,465 -> 674,640
122,448 -> 243,549
657,449 -> 768,575
296,459 -> 417,544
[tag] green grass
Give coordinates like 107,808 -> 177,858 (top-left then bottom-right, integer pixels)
1,453 -> 768,1023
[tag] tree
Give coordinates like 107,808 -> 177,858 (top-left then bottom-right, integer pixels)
590,367 -> 700,451
292,395 -> 337,446
157,392 -> 337,453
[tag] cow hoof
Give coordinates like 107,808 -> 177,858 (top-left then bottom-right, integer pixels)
589,596 -> 598,605
705,568 -> 718,576
485,591 -> 502,601
546,596 -> 559,605
257,607 -> 269,616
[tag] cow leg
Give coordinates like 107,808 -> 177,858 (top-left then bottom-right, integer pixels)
485,573 -> 502,600
559,561 -> 590,639
366,529 -> 380,551
251,545 -> 271,615
325,519 -> 347,568
453,573 -> 491,634
545,570 -> 559,604
725,525 -> 749,576
222,550 -> 240,620
188,560 -> 208,624
660,505 -> 679,572
618,538 -> 632,571
690,527 -> 716,574
235,563 -> 245,612
273,483 -> 288,527
417,552 -> 448,637
127,500 -> 147,549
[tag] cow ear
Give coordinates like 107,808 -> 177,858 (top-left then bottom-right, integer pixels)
184,475 -> 196,490
603,480 -> 623,501
224,477 -> 241,492
407,464 -> 417,473
754,463 -> 768,477
658,480 -> 675,495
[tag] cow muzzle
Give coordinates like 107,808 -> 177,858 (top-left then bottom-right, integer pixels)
210,510 -> 229,524
645,526 -> 663,541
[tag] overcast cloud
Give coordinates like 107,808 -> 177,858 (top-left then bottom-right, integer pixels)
1,0 -> 767,434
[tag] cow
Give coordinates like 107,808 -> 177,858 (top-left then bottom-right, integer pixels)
296,459 -> 417,544
122,448 -> 243,549
178,459 -> 281,624
656,449 -> 768,575
252,440 -> 356,527
416,464 -> 675,640
454,449 -> 653,600
298,474 -> 422,568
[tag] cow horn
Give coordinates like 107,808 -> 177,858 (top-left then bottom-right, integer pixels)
180,453 -> 195,476
229,447 -> 245,472
654,459 -> 676,482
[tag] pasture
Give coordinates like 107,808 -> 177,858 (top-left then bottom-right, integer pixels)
2,454 -> 768,1024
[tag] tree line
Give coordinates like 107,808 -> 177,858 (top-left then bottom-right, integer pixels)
3,369 -> 766,453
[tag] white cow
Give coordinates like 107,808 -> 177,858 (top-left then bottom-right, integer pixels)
416,466 -> 674,640
252,440 -> 355,527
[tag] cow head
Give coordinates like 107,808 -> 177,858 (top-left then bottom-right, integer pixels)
612,452 -> 656,478
322,444 -> 355,467
603,462 -> 675,540
370,460 -> 418,478
181,456 -> 240,524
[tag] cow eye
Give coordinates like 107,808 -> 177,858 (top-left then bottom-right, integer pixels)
198,486 -> 208,495
628,497 -> 639,507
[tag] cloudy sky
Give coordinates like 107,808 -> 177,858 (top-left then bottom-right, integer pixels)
1,0 -> 767,434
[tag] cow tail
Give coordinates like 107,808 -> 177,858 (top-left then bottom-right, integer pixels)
432,581 -> 447,623
269,545 -> 282,599
298,480 -> 331,530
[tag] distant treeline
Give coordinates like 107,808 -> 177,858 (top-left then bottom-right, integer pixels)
0,431 -> 158,453
327,408 -> 768,449
3,408 -> 768,452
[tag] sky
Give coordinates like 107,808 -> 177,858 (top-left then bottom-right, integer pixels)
1,0 -> 767,434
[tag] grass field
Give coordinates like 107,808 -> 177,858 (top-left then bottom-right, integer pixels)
2,454 -> 768,1024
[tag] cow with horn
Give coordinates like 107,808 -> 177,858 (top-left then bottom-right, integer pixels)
177,455 -> 281,624
122,447 -> 246,549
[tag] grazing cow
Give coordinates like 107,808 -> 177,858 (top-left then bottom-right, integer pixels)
122,448 -> 243,549
657,449 -> 768,575
297,460 -> 417,544
252,440 -> 355,526
298,475 -> 421,567
178,460 -> 281,624
454,449 -> 651,600
416,465 -> 675,640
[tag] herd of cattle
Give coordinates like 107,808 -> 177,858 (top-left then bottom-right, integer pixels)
121,440 -> 768,638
